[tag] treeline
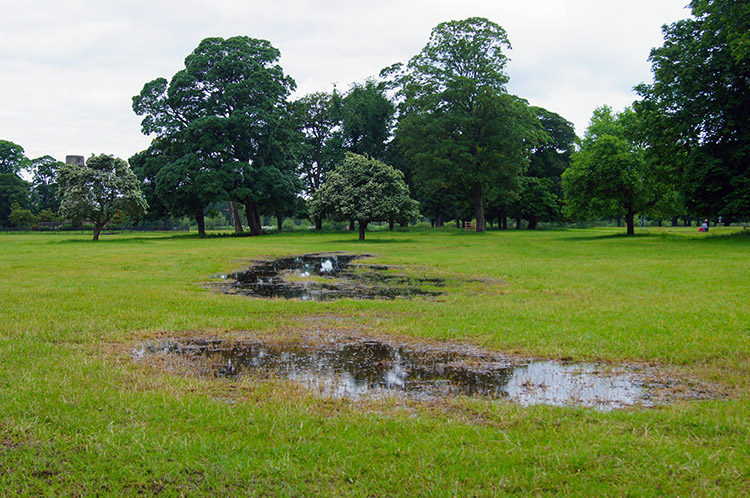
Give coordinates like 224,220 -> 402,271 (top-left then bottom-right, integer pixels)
3,2 -> 748,238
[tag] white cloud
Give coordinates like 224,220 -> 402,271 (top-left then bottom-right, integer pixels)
0,0 -> 691,162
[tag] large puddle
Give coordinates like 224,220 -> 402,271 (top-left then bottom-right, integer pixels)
133,335 -> 719,410
213,253 -> 443,301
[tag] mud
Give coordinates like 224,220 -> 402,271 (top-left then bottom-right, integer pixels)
133,332 -> 725,410
211,253 -> 443,301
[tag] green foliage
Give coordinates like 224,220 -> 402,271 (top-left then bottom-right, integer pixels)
506,107 -> 576,228
294,91 -> 344,195
57,154 -> 148,240
309,153 -> 419,239
0,140 -> 28,175
29,155 -> 63,212
563,106 -> 658,235
636,0 -> 750,218
340,79 -> 394,160
0,173 -> 31,227
387,18 -> 541,231
8,202 -> 37,228
132,36 -> 301,236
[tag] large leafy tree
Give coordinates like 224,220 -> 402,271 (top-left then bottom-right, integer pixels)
340,80 -> 395,160
293,91 -> 344,229
509,108 -> 576,229
386,18 -> 538,232
636,0 -> 750,219
562,106 -> 657,236
29,155 -> 63,212
294,91 -> 343,194
133,36 -> 300,235
0,173 -> 31,227
309,153 -> 419,240
57,154 -> 148,241
0,140 -> 28,175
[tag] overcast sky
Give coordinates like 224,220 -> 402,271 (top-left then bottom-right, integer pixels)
1,0 -> 692,165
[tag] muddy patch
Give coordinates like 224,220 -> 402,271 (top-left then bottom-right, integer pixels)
133,333 -> 724,411
211,253 -> 443,300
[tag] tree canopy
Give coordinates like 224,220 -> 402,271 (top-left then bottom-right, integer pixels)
57,154 -> 148,240
636,0 -> 750,219
385,18 -> 541,232
132,36 -> 301,235
0,140 -> 28,175
308,153 -> 419,240
562,106 -> 658,235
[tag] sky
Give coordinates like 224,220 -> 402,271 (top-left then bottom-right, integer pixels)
1,0 -> 693,166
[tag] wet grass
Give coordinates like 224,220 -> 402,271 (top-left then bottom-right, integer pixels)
1,227 -> 749,496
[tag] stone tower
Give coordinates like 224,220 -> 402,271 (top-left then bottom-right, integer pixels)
65,155 -> 85,167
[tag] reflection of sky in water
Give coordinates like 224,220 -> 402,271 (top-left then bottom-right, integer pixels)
141,339 -> 648,410
226,254 -> 442,301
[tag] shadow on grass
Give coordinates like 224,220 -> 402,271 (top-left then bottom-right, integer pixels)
50,232 -> 199,244
557,231 -> 655,241
560,228 -> 750,243
329,237 -> 419,244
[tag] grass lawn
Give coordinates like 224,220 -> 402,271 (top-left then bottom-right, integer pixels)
1,226 -> 748,496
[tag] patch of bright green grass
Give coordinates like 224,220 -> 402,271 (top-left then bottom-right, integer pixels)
1,227 -> 748,496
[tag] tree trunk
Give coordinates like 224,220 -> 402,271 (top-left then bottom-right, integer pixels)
625,209 -> 635,236
671,217 -> 678,227
499,207 -> 507,230
92,224 -> 102,241
276,214 -> 283,232
358,221 -> 367,240
657,219 -> 663,227
400,220 -> 408,228
616,216 -> 622,227
516,218 -> 522,229
431,219 -> 435,228
229,201 -> 243,233
315,217 -> 323,230
349,219 -> 355,231
244,201 -> 262,236
527,215 -> 538,230
456,219 -> 461,229
389,218 -> 395,231
472,183 -> 486,232
436,215 -> 443,227
195,209 -> 206,236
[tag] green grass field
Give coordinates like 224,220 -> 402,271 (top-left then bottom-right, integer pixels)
1,227 -> 748,496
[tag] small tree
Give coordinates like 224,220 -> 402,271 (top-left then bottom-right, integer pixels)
57,154 -> 148,241
562,106 -> 657,236
309,153 -> 419,240
8,202 -> 38,228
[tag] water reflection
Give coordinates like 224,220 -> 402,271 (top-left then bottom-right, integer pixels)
221,253 -> 443,301
136,338 -> 646,410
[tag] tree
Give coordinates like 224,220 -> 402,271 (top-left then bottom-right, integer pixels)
510,108 -> 576,229
0,140 -> 28,175
562,106 -> 657,236
385,18 -> 539,232
29,155 -> 63,212
341,80 -> 395,160
636,0 -> 750,219
57,154 -> 148,241
133,36 -> 300,235
308,153 -> 419,240
293,91 -> 344,229
8,202 -> 37,228
0,173 -> 31,227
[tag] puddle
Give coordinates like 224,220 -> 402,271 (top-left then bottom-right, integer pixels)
212,253 -> 443,301
132,335 -> 715,411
